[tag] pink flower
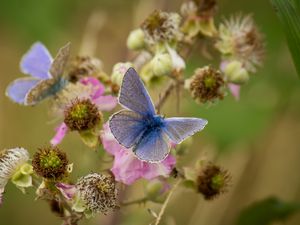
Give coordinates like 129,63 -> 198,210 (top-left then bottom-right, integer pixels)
100,123 -> 176,185
228,83 -> 240,101
56,183 -> 76,200
50,77 -> 117,145
220,61 -> 241,101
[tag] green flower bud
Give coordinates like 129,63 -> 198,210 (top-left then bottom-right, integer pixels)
151,52 -> 173,76
111,62 -> 133,86
127,29 -> 146,50
224,61 -> 249,84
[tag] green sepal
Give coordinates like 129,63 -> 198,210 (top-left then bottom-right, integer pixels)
11,163 -> 33,189
79,130 -> 99,148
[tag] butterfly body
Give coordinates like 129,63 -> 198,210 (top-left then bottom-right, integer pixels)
6,42 -> 70,105
109,68 -> 208,162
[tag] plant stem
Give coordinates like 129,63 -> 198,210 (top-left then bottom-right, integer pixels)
154,179 -> 181,225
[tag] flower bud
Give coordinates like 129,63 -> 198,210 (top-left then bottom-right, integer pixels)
151,52 -> 173,76
111,62 -> 133,86
127,29 -> 146,50
224,61 -> 249,84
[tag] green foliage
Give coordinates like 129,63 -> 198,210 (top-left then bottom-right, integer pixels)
237,197 -> 300,225
271,0 -> 300,78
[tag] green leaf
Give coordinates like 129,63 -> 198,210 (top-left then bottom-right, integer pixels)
271,0 -> 300,77
236,197 -> 300,225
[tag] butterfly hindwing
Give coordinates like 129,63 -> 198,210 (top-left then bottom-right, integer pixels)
133,128 -> 170,162
109,110 -> 147,148
20,42 -> 53,80
119,68 -> 155,116
25,77 -> 67,105
49,42 -> 71,78
6,78 -> 40,104
163,117 -> 208,144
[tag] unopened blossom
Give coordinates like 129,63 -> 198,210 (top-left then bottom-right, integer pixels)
50,77 -> 117,146
100,123 -> 176,185
74,173 -> 118,215
215,14 -> 265,73
0,148 -> 32,205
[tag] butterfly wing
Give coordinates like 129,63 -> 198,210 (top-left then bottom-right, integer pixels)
119,68 -> 156,116
109,110 -> 147,148
25,77 -> 67,105
163,117 -> 208,144
133,128 -> 170,162
6,78 -> 40,104
20,42 -> 53,80
49,42 -> 71,78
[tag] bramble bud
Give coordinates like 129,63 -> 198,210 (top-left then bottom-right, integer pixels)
111,62 -> 133,86
127,29 -> 146,50
151,52 -> 173,76
224,61 -> 249,84
32,146 -> 69,180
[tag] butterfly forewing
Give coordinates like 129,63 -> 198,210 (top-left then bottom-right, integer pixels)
163,117 -> 207,144
6,78 -> 40,104
133,128 -> 170,162
119,68 -> 156,116
20,42 -> 53,80
109,110 -> 147,148
50,42 -> 71,78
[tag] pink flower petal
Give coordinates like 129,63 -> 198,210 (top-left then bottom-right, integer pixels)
50,123 -> 69,146
93,95 -> 118,111
56,183 -> 76,200
228,83 -> 240,101
80,77 -> 105,99
100,123 -> 176,185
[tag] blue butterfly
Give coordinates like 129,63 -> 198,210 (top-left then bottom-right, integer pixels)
109,68 -> 208,162
6,42 -> 70,105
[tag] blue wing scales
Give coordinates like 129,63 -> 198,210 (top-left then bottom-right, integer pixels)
109,110 -> 147,148
20,42 -> 53,80
6,78 -> 40,104
119,68 -> 155,116
163,117 -> 207,144
133,128 -> 170,162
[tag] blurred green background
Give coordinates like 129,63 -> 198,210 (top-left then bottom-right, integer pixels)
1,0 -> 300,225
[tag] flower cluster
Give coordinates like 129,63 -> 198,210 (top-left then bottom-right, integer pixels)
0,1 -> 266,224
